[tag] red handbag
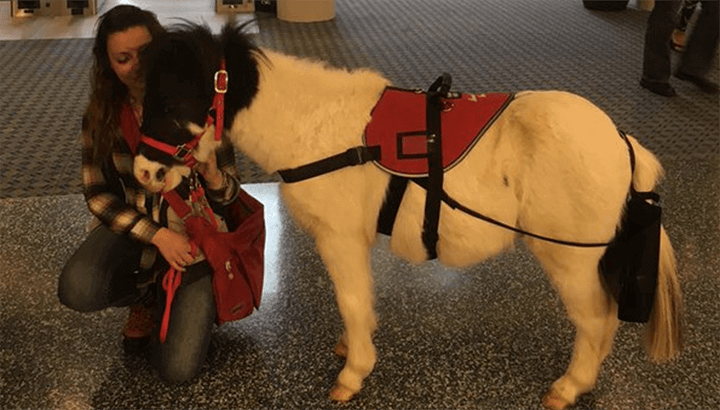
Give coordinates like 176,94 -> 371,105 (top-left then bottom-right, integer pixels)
159,186 -> 265,342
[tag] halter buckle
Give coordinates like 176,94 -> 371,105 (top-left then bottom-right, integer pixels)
214,70 -> 228,94
174,144 -> 192,161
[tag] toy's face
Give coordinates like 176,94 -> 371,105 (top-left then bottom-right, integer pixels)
132,154 -> 186,193
133,121 -> 218,193
132,101 -> 198,193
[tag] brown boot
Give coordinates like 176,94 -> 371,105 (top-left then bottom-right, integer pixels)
122,303 -> 154,354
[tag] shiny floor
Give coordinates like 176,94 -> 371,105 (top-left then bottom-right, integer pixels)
0,0 -> 257,40
1,1 -> 719,409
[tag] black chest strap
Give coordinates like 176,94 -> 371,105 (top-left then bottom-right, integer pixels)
277,146 -> 380,183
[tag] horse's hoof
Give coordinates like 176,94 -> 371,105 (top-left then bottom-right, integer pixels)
329,384 -> 355,402
334,339 -> 348,358
542,389 -> 572,410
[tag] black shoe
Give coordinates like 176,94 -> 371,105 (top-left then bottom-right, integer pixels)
674,72 -> 720,94
123,335 -> 151,355
640,78 -> 676,97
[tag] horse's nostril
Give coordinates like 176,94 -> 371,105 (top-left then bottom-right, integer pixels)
141,170 -> 150,182
156,168 -> 166,182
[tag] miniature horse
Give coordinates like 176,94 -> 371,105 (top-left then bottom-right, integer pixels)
134,23 -> 682,409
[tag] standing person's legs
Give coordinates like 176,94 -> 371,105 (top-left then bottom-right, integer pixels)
642,0 -> 681,95
672,0 -> 699,49
153,261 -> 216,384
678,0 -> 699,31
675,0 -> 720,92
59,224 -> 146,312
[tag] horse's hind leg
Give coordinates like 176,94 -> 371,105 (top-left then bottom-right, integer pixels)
315,234 -> 377,402
530,243 -> 620,410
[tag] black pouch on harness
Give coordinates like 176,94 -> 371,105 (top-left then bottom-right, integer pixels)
600,191 -> 661,323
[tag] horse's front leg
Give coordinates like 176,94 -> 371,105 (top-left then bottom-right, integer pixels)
315,234 -> 377,402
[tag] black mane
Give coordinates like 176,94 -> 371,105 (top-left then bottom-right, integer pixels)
139,21 -> 262,164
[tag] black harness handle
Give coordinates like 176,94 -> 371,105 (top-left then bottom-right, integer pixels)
421,73 -> 452,259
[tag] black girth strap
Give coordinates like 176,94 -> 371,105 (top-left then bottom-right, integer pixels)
421,73 -> 452,259
278,146 -> 381,183
377,176 -> 409,236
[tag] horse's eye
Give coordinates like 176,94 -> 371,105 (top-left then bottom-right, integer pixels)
163,103 -> 178,114
156,168 -> 166,182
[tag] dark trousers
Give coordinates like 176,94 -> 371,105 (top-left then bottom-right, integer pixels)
59,224 -> 215,384
642,0 -> 719,82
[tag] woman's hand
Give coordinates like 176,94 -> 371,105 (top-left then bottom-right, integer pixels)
196,154 -> 223,190
151,227 -> 194,271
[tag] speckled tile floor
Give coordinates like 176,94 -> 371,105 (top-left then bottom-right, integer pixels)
2,159 -> 719,409
1,0 -> 719,409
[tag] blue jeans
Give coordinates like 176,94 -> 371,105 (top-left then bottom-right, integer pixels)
59,224 -> 216,384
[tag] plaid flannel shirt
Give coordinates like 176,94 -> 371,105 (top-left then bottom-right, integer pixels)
81,111 -> 241,273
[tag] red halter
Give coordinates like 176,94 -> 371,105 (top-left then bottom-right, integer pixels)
140,60 -> 228,168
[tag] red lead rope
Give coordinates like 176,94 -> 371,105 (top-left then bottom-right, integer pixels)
159,241 -> 199,344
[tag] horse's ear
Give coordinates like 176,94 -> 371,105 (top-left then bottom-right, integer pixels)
220,20 -> 262,115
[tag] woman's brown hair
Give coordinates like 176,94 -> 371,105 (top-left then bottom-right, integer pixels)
84,5 -> 164,162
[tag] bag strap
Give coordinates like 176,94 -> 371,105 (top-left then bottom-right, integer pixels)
162,189 -> 193,220
618,130 -> 636,177
618,129 -> 660,203
119,103 -> 142,154
162,182 -> 219,229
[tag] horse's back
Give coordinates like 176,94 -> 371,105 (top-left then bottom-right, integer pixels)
391,90 -> 633,266
505,90 -> 631,246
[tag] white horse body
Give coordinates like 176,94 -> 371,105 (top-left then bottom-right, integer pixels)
231,50 -> 634,266
221,49 -> 679,407
136,27 -> 681,408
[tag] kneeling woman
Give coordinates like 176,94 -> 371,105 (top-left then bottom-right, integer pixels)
58,5 -> 240,383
